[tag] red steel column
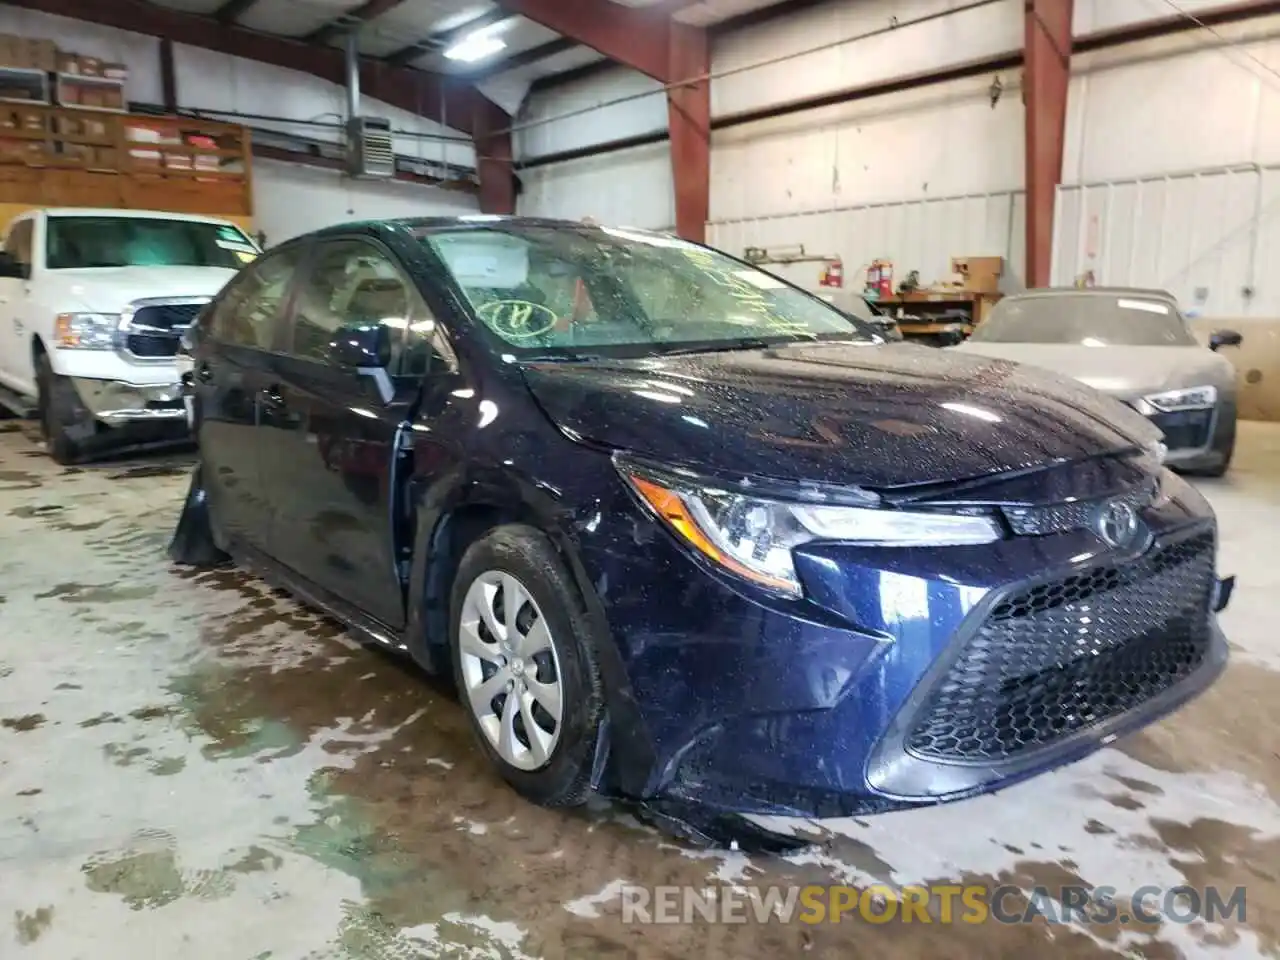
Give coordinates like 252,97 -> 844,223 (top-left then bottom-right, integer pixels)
475,100 -> 516,215
667,22 -> 710,242
1024,0 -> 1074,287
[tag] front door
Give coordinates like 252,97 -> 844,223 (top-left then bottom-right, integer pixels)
193,243 -> 305,555
267,237 -> 433,629
0,217 -> 34,393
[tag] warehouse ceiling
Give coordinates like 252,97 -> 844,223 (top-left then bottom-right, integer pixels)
150,0 -> 799,89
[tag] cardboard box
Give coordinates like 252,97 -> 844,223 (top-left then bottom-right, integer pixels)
83,118 -> 107,140
57,116 -> 83,137
102,62 -> 128,81
78,87 -> 101,108
0,34 -> 25,69
57,52 -> 80,75
78,55 -> 103,77
59,82 -> 81,105
100,86 -> 123,111
950,255 -> 1004,294
94,146 -> 118,168
26,39 -> 56,73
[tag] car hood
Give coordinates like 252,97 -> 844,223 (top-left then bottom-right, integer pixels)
518,341 -> 1162,490
952,342 -> 1235,401
55,266 -> 237,312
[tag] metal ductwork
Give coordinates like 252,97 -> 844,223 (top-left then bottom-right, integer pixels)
343,28 -> 395,179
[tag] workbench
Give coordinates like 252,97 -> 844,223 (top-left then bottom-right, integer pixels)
873,289 -> 1003,344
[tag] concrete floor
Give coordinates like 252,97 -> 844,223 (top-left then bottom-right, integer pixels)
1,418 -> 1278,960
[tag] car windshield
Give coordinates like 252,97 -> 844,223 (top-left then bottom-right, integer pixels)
970,293 -> 1198,346
418,224 -> 875,356
46,216 -> 258,270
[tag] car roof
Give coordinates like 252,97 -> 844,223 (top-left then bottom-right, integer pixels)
1005,286 -> 1179,304
36,207 -> 245,226
302,215 -> 671,242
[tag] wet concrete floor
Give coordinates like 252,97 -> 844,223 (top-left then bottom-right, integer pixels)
1,417 -> 1278,959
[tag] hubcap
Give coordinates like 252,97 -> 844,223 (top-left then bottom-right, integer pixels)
458,571 -> 564,771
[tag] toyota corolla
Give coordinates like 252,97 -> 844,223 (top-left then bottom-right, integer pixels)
170,217 -> 1233,834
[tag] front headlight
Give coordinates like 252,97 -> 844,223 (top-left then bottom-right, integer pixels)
54,312 -> 119,350
617,459 -> 1002,597
1138,385 -> 1217,413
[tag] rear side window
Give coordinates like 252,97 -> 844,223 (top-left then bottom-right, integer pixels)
289,238 -> 450,376
207,246 -> 303,349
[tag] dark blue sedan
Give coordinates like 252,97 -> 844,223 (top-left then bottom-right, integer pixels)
170,217 -> 1232,838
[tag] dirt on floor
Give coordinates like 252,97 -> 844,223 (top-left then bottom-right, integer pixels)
1,417 -> 1278,960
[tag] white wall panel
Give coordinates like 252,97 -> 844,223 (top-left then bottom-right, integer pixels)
707,189 -> 1024,291
1072,0 -> 1247,35
1051,166 -> 1280,318
515,67 -> 667,160
518,144 -> 674,229
711,75 -> 1023,223
252,160 -> 478,246
712,0 -> 1022,119
1053,13 -> 1280,318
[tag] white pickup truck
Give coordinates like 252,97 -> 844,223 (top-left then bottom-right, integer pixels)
0,207 -> 259,463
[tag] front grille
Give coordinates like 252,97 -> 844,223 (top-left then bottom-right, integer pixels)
1002,480 -> 1158,537
905,532 -> 1216,764
125,302 -> 205,359
1150,409 -> 1213,451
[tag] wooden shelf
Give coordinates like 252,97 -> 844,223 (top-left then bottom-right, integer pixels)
0,105 -> 253,220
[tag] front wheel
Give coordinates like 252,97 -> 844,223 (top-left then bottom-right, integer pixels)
36,352 -> 82,465
449,525 -> 604,807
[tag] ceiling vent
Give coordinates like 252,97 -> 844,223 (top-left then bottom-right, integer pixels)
345,116 -> 395,179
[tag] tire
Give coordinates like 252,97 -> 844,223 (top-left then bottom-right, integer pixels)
449,524 -> 604,807
35,352 -> 81,466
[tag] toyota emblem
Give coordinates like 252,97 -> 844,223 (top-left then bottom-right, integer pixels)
1095,499 -> 1140,549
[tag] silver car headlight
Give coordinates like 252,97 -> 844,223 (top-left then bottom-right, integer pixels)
54,312 -> 118,350
617,458 -> 1002,597
1138,385 -> 1217,413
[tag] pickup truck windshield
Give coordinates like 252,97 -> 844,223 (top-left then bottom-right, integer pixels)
419,223 -> 873,357
46,216 -> 257,270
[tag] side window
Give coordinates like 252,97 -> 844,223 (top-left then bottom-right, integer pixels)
5,219 -> 33,265
291,239 -> 427,372
208,246 -> 302,349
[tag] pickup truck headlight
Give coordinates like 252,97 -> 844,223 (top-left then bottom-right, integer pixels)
54,312 -> 119,350
1138,385 -> 1217,413
617,458 -> 1002,597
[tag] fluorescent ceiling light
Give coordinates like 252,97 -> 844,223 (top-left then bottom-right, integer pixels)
444,27 -> 507,62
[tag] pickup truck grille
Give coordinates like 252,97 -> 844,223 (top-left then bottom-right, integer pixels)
121,298 -> 208,360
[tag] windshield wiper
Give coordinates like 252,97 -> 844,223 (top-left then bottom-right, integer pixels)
650,338 -> 780,357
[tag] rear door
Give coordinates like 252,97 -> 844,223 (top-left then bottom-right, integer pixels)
266,236 -> 436,628
193,243 -> 306,555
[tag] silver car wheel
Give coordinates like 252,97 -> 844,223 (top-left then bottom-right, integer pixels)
458,570 -> 564,771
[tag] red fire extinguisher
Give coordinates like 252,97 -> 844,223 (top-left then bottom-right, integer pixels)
819,257 -> 844,288
866,259 -> 894,300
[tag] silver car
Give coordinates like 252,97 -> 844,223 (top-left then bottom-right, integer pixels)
953,287 -> 1242,475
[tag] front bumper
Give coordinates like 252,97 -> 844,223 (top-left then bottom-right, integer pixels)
1135,398 -> 1235,471
71,377 -> 187,425
579,469 -> 1228,818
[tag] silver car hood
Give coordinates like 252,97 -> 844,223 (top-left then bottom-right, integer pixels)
952,342 -> 1235,402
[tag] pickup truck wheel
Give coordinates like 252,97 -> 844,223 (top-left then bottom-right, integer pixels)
36,353 -> 81,466
450,525 -> 604,807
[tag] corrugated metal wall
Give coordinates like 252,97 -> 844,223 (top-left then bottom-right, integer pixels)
706,190 -> 1026,290
1051,164 -> 1280,318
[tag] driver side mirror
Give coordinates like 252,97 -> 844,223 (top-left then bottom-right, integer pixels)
0,251 -> 29,279
326,322 -> 391,370
1209,329 -> 1243,351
